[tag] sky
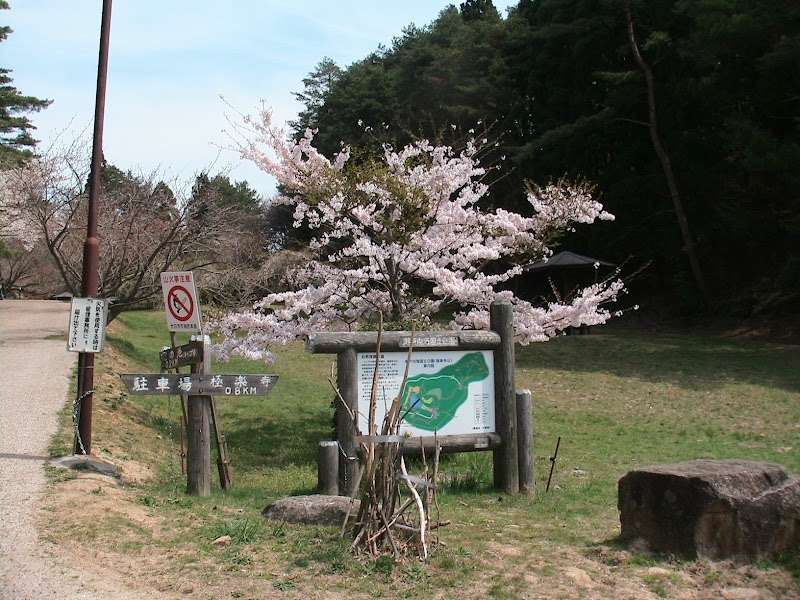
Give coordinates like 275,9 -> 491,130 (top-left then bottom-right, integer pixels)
4,1 -> 517,199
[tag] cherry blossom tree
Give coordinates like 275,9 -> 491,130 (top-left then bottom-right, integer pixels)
214,107 -> 625,362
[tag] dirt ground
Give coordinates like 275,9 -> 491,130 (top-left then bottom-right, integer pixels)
39,457 -> 800,600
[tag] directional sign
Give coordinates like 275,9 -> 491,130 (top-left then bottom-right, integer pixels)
160,340 -> 205,370
67,297 -> 108,353
121,373 -> 278,396
160,271 -> 202,332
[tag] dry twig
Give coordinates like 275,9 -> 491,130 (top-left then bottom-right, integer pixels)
342,319 -> 442,561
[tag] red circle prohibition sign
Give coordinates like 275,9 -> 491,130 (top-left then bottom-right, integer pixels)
167,285 -> 194,322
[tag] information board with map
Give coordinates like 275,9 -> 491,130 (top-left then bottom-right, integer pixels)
357,350 -> 495,437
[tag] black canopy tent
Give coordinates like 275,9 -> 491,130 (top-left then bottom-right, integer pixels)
523,250 -> 616,273
520,251 -> 617,334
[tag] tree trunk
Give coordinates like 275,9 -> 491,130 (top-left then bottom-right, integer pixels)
625,1 -> 712,306
384,257 -> 404,321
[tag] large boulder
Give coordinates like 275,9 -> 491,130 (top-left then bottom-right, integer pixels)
262,495 -> 360,526
618,459 -> 800,562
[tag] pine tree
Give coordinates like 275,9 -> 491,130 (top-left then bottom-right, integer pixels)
0,1 -> 51,167
289,57 -> 342,137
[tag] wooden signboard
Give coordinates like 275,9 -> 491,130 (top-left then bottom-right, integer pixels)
121,373 -> 278,396
305,302 -> 531,496
159,340 -> 205,370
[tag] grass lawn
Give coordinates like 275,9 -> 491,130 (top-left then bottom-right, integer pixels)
45,309 -> 800,599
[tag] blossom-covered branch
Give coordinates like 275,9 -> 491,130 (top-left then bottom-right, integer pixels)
214,107 -> 624,362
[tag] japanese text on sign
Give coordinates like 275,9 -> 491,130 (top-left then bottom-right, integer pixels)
160,271 -> 203,332
160,273 -> 194,284
121,373 -> 278,396
160,340 -> 204,370
67,298 -> 108,353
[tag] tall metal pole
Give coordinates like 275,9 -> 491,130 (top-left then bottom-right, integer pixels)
74,0 -> 113,455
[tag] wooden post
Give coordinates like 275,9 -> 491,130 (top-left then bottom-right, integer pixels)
337,348 -> 361,497
73,0 -> 113,457
516,389 -> 535,495
186,337 -> 212,497
318,441 -> 339,495
186,395 -> 212,496
491,301 -> 519,494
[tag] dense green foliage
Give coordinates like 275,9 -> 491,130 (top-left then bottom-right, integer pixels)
0,1 -> 51,167
288,0 -> 800,319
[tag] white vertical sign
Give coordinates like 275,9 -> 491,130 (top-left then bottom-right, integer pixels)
67,298 -> 108,353
160,271 -> 203,332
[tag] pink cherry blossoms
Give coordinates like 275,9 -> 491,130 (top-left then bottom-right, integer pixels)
212,107 -> 624,362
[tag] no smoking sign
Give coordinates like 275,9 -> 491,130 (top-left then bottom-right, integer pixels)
161,271 -> 203,332
167,285 -> 194,322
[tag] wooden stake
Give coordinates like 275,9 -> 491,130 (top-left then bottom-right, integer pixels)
546,436 -> 561,492
318,441 -> 339,495
171,332 -> 189,476
209,396 -> 233,490
180,414 -> 186,475
516,389 -> 536,495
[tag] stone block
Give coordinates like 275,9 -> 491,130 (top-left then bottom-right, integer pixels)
262,494 -> 360,526
618,459 -> 800,562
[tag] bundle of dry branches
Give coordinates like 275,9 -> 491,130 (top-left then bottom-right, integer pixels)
338,320 -> 444,560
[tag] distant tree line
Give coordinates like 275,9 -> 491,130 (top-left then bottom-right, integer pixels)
0,135 -> 274,319
283,0 -> 800,319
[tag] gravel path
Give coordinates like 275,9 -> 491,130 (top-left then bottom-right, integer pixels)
0,300 -> 135,600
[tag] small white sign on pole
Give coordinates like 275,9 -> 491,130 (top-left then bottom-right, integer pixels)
67,298 -> 108,353
160,271 -> 203,332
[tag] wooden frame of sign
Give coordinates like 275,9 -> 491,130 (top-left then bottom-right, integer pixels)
306,301 -> 535,496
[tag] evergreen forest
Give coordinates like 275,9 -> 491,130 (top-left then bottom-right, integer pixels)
284,0 -> 799,323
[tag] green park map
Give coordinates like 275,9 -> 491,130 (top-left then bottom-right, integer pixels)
358,349 -> 495,436
399,351 -> 491,431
